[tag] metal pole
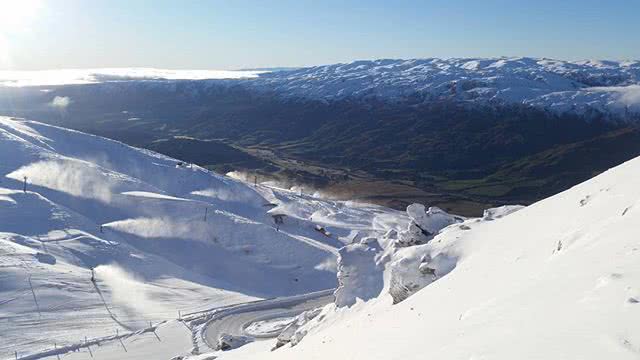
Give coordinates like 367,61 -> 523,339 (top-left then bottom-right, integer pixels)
28,275 -> 41,317
119,338 -> 127,352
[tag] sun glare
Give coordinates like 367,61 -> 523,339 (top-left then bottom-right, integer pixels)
0,0 -> 43,67
0,0 -> 43,33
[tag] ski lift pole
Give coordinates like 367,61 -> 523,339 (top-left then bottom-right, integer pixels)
28,275 -> 41,317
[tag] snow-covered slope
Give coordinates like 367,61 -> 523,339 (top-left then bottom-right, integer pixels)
2,115 -> 638,359
220,153 -> 640,359
254,57 -> 640,118
0,116 -> 407,359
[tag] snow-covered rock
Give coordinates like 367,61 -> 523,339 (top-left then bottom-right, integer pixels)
333,239 -> 384,307
274,307 -> 323,349
406,204 -> 462,234
396,204 -> 463,247
216,333 -> 254,351
482,205 -> 526,220
387,242 -> 458,304
386,205 -> 523,304
331,204 -> 463,308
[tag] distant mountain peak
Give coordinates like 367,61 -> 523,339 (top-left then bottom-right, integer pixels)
251,57 -> 640,120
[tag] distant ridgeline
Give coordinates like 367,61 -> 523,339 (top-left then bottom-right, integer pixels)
0,57 -> 639,215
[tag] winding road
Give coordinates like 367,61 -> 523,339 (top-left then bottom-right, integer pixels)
202,289 -> 335,349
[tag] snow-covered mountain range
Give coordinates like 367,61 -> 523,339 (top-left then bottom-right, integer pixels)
254,57 -> 640,118
2,57 -> 640,119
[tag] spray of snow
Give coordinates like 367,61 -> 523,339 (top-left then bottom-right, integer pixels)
314,256 -> 337,272
6,159 -> 116,203
104,217 -> 209,240
227,171 -> 333,199
191,187 -> 256,203
225,171 -> 254,183
94,264 -> 173,318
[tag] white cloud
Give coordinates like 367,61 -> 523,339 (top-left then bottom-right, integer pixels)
0,68 -> 263,87
619,85 -> 640,107
48,96 -> 72,109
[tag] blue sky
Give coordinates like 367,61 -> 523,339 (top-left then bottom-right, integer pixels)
1,0 -> 639,70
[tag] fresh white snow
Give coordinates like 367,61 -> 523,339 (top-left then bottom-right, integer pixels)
2,114 -> 639,359
217,153 -> 640,360
0,116 -> 405,359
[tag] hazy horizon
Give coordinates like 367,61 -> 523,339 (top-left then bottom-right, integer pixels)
1,0 -> 639,71
2,55 -> 640,73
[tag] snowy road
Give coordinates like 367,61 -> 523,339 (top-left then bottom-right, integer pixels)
202,289 -> 335,349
